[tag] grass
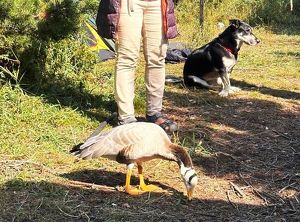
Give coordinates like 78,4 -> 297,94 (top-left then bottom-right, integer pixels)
1,28 -> 299,222
1,0 -> 300,221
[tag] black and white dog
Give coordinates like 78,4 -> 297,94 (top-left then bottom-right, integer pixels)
183,19 -> 260,97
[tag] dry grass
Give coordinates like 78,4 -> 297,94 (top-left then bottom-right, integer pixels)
1,8 -> 300,222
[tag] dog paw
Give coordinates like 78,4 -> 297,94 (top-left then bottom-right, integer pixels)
219,90 -> 229,97
229,86 -> 241,93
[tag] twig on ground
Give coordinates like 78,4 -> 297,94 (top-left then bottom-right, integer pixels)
68,180 -> 116,191
81,211 -> 91,222
229,182 -> 245,198
215,151 -> 241,163
56,204 -> 80,218
279,182 -> 297,193
254,190 -> 270,204
288,173 -> 300,184
238,172 -> 269,205
271,129 -> 292,140
33,198 -> 44,215
12,194 -> 29,222
226,190 -> 239,211
240,185 -> 252,190
260,191 -> 285,204
144,192 -> 170,205
274,174 -> 290,182
289,199 -> 296,211
196,213 -> 217,218
186,212 -> 217,218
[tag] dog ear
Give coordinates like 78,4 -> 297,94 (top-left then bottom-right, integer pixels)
229,19 -> 241,28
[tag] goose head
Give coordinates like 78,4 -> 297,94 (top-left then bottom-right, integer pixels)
180,164 -> 198,200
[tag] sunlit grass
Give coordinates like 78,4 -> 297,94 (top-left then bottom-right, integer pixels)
1,9 -> 299,192
1,0 -> 300,220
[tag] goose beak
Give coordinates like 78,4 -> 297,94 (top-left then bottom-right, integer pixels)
187,188 -> 194,201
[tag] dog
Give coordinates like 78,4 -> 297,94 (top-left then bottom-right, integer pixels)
183,19 -> 260,97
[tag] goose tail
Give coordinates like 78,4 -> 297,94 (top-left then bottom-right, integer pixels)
70,112 -> 117,158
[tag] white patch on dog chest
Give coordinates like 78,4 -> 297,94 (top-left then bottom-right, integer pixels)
222,57 -> 236,72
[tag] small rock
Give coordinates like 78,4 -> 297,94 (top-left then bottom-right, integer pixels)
122,203 -> 130,208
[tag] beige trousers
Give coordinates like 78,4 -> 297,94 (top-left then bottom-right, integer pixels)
115,0 -> 168,122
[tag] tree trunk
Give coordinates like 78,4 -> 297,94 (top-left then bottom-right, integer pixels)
200,0 -> 204,32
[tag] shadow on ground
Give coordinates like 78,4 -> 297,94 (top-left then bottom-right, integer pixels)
61,169 -> 174,191
1,175 -> 299,221
1,1 -> 299,220
230,79 -> 300,100
16,0 -> 117,122
1,80 -> 299,221
162,83 -> 300,218
29,74 -> 117,121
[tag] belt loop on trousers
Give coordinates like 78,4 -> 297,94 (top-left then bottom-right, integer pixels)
128,0 -> 134,16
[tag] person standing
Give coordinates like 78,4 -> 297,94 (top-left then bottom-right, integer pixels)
96,0 -> 178,133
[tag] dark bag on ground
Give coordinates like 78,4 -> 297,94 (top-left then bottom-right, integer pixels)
165,42 -> 192,64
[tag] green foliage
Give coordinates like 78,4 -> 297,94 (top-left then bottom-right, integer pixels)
42,38 -> 97,90
176,0 -> 300,47
1,0 -> 299,90
0,50 -> 23,87
0,2 -> 299,220
250,0 -> 299,25
0,0 -> 99,89
37,0 -> 80,41
0,84 -> 96,156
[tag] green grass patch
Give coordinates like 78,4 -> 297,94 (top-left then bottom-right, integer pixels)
0,1 -> 300,221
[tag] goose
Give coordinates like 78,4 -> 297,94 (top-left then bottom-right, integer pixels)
71,115 -> 197,200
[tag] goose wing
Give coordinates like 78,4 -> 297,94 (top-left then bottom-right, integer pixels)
73,122 -> 172,161
73,130 -> 123,160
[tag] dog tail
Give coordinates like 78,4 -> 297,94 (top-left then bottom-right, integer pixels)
186,75 -> 214,89
165,75 -> 183,84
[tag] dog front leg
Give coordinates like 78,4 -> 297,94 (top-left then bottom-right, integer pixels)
227,72 -> 241,93
229,86 -> 241,93
219,72 -> 231,97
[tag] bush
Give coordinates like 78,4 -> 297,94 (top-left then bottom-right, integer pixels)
41,38 -> 97,93
249,0 -> 300,25
1,0 -> 299,90
0,0 -> 99,90
175,0 -> 300,47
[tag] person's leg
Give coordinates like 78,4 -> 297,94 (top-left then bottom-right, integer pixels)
143,0 -> 168,117
115,0 -> 144,124
143,0 -> 177,133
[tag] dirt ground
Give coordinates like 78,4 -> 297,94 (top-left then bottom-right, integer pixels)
3,87 -> 299,222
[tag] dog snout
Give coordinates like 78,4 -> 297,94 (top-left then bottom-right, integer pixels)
249,34 -> 260,45
252,36 -> 260,45
251,33 -> 260,44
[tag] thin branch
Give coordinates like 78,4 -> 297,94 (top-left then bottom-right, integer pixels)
67,180 -> 116,191
238,172 -> 269,204
56,204 -> 80,218
229,182 -> 245,198
226,190 -> 239,211
279,182 -> 297,193
12,194 -> 29,222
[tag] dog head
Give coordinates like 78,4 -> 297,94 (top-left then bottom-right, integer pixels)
229,19 -> 260,46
